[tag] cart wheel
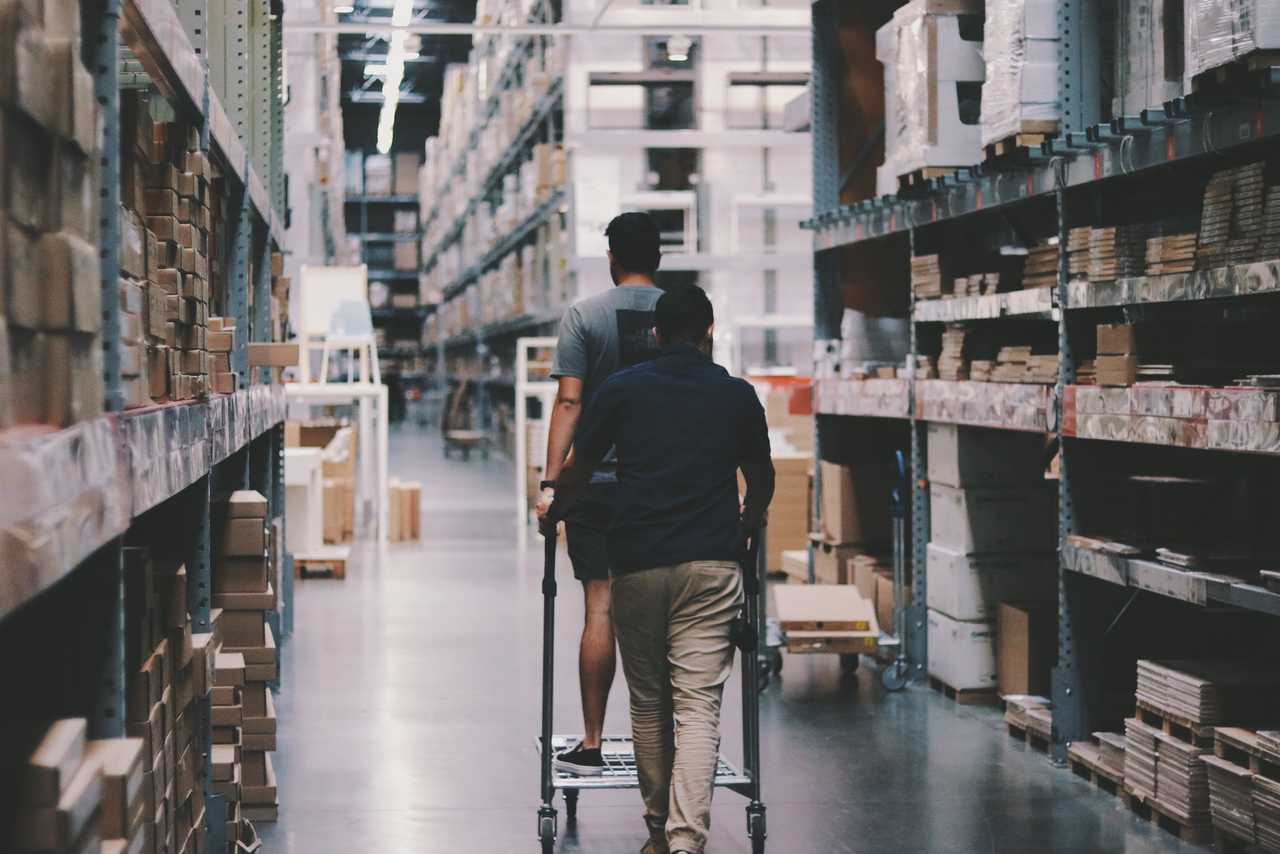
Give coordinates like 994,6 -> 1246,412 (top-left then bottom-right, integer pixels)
747,803 -> 767,853
839,654 -> 860,674
565,790 -> 578,824
881,659 -> 910,692
538,808 -> 557,852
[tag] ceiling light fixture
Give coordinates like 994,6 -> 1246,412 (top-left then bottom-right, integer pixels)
666,34 -> 692,62
375,0 -> 414,153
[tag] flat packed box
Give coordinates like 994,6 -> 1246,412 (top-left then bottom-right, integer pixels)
998,601 -> 1056,695
928,483 -> 1057,553
925,542 -> 1056,621
927,608 -> 997,690
926,423 -> 1045,488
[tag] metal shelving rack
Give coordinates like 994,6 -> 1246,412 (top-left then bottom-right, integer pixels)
805,0 -> 1280,767
0,0 -> 289,847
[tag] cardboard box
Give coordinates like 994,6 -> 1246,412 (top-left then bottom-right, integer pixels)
214,556 -> 269,595
1096,323 -> 1136,355
925,542 -> 1056,621
243,690 -> 277,736
780,549 -> 808,582
213,583 -> 275,612
998,601 -> 1055,695
8,112 -> 52,230
818,460 -> 892,545
811,539 -> 863,584
219,517 -> 265,557
211,703 -> 242,727
242,683 -> 268,719
927,608 -> 996,690
240,753 -> 277,805
12,751 -> 102,851
213,653 -> 246,688
85,738 -> 145,840
50,141 -> 94,238
875,571 -> 912,637
928,483 -> 1057,553
248,342 -> 299,367
242,732 -> 277,752
851,557 -> 881,605
926,423 -> 1046,488
21,718 -> 87,806
1096,354 -> 1138,387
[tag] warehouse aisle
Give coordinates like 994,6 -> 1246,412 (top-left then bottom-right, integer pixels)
259,430 -> 1195,854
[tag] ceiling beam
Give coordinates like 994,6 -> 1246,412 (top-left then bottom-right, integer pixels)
340,49 -> 439,62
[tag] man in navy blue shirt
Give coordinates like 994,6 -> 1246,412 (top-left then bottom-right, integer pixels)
543,285 -> 775,854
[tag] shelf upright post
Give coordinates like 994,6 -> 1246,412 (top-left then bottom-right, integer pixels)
906,227 -> 929,679
1058,0 -> 1102,132
250,0 -> 272,194
273,422 -> 293,639
88,543 -> 127,738
93,0 -> 124,412
810,0 -> 842,585
254,222 -> 272,385
229,178 -> 253,386
1050,160 -> 1086,764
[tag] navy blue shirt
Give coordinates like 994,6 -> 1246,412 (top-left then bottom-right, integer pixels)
571,344 -> 772,574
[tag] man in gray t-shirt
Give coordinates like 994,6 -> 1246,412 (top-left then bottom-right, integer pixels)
536,212 -> 663,776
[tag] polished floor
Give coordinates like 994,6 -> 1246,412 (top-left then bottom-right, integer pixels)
258,429 -> 1196,854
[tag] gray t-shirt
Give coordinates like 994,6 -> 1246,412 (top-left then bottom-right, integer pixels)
550,284 -> 663,476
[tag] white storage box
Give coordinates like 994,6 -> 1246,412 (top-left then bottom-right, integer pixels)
1114,0 -> 1185,115
981,0 -> 1061,147
877,0 -> 985,177
1185,0 -> 1280,83
926,542 -> 1056,621
928,608 -> 997,690
929,482 -> 1057,553
927,423 -> 1046,487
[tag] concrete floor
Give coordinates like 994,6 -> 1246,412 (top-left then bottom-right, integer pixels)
258,428 -> 1197,854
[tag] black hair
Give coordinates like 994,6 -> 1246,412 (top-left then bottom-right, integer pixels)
655,285 -> 714,345
605,212 -> 661,275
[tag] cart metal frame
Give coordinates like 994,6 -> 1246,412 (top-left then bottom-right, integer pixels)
537,529 -> 769,852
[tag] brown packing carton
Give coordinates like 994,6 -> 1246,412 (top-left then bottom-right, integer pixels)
874,571 -> 911,638
146,283 -> 167,338
997,602 -> 1056,696
852,558 -> 879,605
43,333 -> 104,425
812,539 -> 863,584
21,718 -> 87,806
8,110 -> 53,230
211,763 -> 240,802
119,209 -> 146,278
211,725 -> 240,747
153,564 -> 187,631
240,752 -> 277,805
242,683 -> 268,719
8,220 -> 41,329
243,689 -> 277,736
818,460 -> 893,546
40,231 -> 100,332
219,609 -> 265,648
9,328 -> 47,423
1095,323 -> 1136,356
50,141 -> 94,239
212,372 -> 235,394
191,632 -> 214,696
210,685 -> 239,707
210,745 -> 237,782
12,749 -> 103,851
144,189 -> 179,217
223,490 -> 268,518
47,38 -> 95,152
85,738 -> 145,840
207,330 -> 233,352
215,556 -> 269,595
236,626 -> 277,671
242,731 -> 276,752
247,342 -> 299,367
175,743 -> 194,803
1096,354 -> 1138,387
219,517 -> 266,557
125,700 -> 164,764
211,702 -> 243,727
213,652 -> 246,688
214,584 -> 275,612
0,12 -> 56,129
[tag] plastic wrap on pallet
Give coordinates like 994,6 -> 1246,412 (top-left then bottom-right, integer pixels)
816,378 -> 912,418
917,379 -> 1050,430
1114,0 -> 1185,115
839,310 -> 909,366
877,0 -> 984,176
0,419 -> 130,617
126,402 -> 209,514
1069,261 -> 1280,307
981,0 -> 1060,147
1185,0 -> 1280,83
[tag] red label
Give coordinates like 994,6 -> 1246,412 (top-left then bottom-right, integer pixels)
976,188 -> 984,209
890,213 -> 897,230
932,203 -> 938,222
1093,152 -> 1103,180
1166,133 -> 1175,161
1256,109 -> 1265,138
1026,174 -> 1034,196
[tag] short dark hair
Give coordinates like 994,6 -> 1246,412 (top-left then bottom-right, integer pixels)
655,285 -> 714,344
606,212 -> 661,275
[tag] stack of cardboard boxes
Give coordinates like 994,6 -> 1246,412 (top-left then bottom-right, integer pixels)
760,455 -> 811,576
320,427 -> 357,546
211,491 -> 279,827
812,460 -> 892,586
925,424 -> 1057,693
120,544 -> 210,854
388,479 -> 423,543
1096,323 -> 1139,387
207,317 -> 236,395
2,0 -> 103,428
13,719 -> 151,853
120,93 -> 217,404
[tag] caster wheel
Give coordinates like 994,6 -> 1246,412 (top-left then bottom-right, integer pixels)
565,790 -> 578,824
747,804 -> 767,853
839,654 -> 860,674
538,812 -> 557,853
881,659 -> 910,692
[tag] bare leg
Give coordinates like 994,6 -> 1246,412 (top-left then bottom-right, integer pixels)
579,578 -> 616,749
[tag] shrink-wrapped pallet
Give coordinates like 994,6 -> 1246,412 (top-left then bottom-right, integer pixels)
981,0 -> 1060,147
1185,0 -> 1280,83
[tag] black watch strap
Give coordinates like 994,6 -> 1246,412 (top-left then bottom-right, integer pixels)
540,480 -> 557,490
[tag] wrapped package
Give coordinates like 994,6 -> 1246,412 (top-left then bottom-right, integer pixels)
981,0 -> 1060,147
1185,0 -> 1280,82
876,0 -> 985,178
1114,0 -> 1184,115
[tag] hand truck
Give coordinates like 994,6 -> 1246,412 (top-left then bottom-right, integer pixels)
879,450 -> 912,691
537,528 -> 769,853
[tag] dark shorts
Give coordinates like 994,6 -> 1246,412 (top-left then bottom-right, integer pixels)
564,481 -> 619,582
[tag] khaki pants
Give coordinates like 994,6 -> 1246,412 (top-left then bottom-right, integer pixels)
611,561 -> 744,854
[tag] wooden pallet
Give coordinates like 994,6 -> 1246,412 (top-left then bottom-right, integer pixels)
897,166 -> 961,194
928,676 -> 999,706
983,125 -> 1055,164
1214,827 -> 1264,854
1135,699 -> 1216,748
1066,742 -> 1123,797
1216,727 -> 1280,781
296,558 -> 346,579
1006,720 -> 1051,754
1191,51 -> 1280,97
1123,786 -> 1214,845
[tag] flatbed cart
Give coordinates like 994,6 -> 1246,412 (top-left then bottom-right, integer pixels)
769,451 -> 911,692
536,529 -> 769,853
